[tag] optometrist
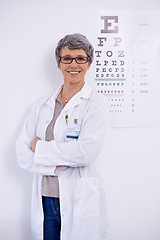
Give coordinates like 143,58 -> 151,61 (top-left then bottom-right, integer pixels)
16,33 -> 111,240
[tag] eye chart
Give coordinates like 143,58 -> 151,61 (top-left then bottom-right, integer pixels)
82,11 -> 160,127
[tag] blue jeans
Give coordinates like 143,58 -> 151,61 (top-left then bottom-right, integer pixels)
42,196 -> 61,240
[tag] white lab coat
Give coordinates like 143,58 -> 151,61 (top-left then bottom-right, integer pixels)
16,83 -> 110,240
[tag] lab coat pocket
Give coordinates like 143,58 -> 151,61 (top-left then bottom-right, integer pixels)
73,178 -> 100,217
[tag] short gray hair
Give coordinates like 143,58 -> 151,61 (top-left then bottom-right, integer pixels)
55,33 -> 94,65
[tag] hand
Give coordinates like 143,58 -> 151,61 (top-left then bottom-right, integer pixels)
31,137 -> 41,152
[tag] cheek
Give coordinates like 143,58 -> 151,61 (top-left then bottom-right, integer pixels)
58,65 -> 67,74
83,67 -> 90,74
58,62 -> 65,71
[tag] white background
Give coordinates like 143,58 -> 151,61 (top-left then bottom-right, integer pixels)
1,0 -> 160,240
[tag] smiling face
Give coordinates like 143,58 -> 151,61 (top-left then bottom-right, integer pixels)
58,46 -> 90,86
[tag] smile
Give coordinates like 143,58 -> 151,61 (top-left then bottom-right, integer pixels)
68,71 -> 80,74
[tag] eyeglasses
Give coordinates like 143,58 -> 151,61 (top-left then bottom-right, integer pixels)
59,56 -> 90,64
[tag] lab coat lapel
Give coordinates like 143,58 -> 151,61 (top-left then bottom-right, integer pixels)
46,85 -> 63,109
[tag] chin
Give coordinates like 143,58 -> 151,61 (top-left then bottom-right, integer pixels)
68,79 -> 83,85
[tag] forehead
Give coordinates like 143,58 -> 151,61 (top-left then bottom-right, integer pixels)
60,46 -> 87,57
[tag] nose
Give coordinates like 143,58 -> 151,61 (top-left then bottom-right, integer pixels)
70,58 -> 78,67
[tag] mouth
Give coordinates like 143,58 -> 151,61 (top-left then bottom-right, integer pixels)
68,71 -> 81,74
68,71 -> 81,76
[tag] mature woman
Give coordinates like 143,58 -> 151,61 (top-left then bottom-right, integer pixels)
16,33 -> 110,240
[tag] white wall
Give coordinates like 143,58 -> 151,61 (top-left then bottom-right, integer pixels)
1,0 -> 160,239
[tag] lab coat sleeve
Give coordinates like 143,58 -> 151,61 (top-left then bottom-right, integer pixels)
15,100 -> 57,175
34,95 -> 111,168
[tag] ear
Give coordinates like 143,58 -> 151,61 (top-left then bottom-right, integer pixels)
57,61 -> 60,69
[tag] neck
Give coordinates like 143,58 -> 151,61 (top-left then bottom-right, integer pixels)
61,81 -> 85,106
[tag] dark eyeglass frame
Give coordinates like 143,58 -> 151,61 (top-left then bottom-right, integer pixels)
59,56 -> 90,64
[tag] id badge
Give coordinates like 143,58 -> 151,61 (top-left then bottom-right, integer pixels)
66,122 -> 81,142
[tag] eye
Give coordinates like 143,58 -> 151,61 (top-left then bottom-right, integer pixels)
77,57 -> 86,61
63,57 -> 72,61
60,56 -> 72,64
76,56 -> 88,63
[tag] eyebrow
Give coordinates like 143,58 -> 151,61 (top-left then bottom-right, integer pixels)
61,55 -> 87,57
